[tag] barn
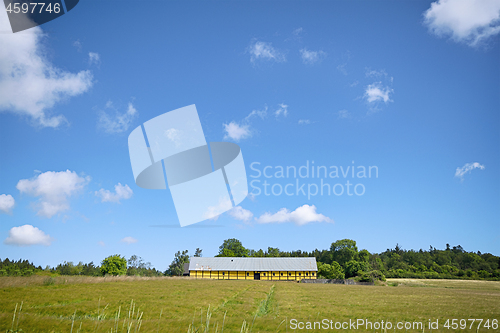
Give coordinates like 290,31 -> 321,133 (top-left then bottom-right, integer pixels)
188,257 -> 318,280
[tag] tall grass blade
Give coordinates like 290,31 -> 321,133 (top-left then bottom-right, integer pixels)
204,305 -> 211,333
114,306 -> 121,333
276,319 -> 286,332
134,312 -> 143,333
15,301 -> 23,331
157,309 -> 162,333
10,303 -> 18,332
250,309 -> 258,332
70,309 -> 76,333
221,310 -> 227,333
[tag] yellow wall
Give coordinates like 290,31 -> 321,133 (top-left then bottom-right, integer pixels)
190,270 -> 317,280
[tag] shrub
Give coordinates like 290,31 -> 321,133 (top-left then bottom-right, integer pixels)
317,261 -> 345,279
356,270 -> 386,282
344,260 -> 368,278
100,255 -> 127,276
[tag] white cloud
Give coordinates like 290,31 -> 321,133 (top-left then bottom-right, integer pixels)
245,106 -> 268,121
256,204 -> 333,226
98,102 -> 138,134
16,170 -> 90,218
98,241 -> 105,247
73,40 -> 82,52
298,119 -> 311,125
364,82 -> 393,103
223,106 -> 272,141
293,27 -> 303,36
4,225 -> 53,246
0,194 -> 15,214
248,41 -> 286,63
337,63 -> 348,75
229,206 -> 253,222
164,128 -> 182,146
95,183 -> 133,203
203,197 -> 233,220
223,122 -> 251,142
300,48 -> 326,65
275,103 -> 289,117
338,110 -> 351,119
365,69 -> 388,77
88,52 -> 100,65
286,27 -> 304,42
0,12 -> 93,128
455,162 -> 485,180
424,0 -> 500,47
121,236 -> 138,244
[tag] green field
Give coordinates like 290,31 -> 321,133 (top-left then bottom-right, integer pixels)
0,276 -> 499,332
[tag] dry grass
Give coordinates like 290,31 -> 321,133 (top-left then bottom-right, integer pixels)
387,278 -> 500,290
0,275 -> 187,289
0,277 -> 498,332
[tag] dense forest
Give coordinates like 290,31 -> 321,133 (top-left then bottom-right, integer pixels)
1,239 -> 499,282
213,239 -> 500,282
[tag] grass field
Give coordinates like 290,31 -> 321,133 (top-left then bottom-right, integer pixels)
0,276 -> 499,332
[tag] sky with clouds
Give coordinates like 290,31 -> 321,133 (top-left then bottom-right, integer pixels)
0,0 -> 499,270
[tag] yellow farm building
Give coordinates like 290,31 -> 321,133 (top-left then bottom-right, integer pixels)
188,257 -> 318,281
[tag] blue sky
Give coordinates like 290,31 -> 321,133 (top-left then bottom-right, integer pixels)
0,0 -> 499,271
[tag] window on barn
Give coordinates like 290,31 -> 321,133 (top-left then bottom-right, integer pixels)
247,273 -> 249,276
273,273 -> 275,276
312,273 -> 315,276
306,273 -> 308,276
263,273 -> 266,276
299,273 -> 301,276
289,273 -> 291,276
281,273 -> 283,276
222,272 -> 225,275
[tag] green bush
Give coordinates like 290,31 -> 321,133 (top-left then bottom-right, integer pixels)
100,255 -> 127,276
356,270 -> 386,282
317,261 -> 345,279
344,260 -> 368,278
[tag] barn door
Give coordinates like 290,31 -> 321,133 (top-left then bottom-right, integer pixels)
254,272 -> 260,280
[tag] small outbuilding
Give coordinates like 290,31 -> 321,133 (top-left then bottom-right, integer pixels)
188,257 -> 317,281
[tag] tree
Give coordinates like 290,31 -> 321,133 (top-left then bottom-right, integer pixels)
266,247 -> 280,257
100,255 -> 127,276
167,250 -> 189,276
251,249 -> 265,257
317,261 -> 345,279
330,261 -> 346,279
217,238 -> 248,257
82,262 -> 101,276
358,249 -> 370,263
330,239 -> 358,267
194,248 -> 203,257
218,248 -> 236,257
344,260 -> 368,278
127,255 -> 154,276
394,243 -> 402,255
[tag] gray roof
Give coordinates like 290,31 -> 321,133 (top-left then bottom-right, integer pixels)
183,262 -> 190,275
188,257 -> 317,272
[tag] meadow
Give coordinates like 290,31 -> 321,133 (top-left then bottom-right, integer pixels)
0,276 -> 499,332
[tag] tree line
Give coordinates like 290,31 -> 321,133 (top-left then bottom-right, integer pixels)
210,238 -> 500,281
0,255 -> 163,277
1,240 -> 498,281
